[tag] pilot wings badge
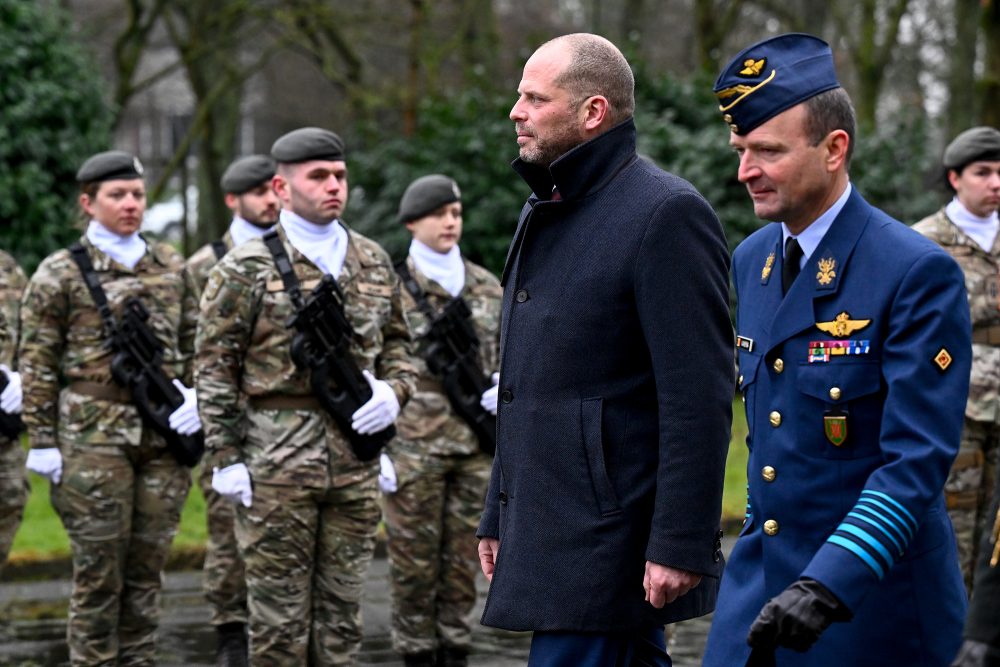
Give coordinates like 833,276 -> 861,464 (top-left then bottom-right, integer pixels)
815,311 -> 872,338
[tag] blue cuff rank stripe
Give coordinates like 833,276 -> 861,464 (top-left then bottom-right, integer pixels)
827,490 -> 918,580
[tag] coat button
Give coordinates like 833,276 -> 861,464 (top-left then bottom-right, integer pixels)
769,411 -> 781,427
761,466 -> 776,482
713,550 -> 722,563
499,492 -> 508,504
829,386 -> 842,401
764,519 -> 779,536
501,390 -> 513,403
773,358 -> 784,373
515,289 -> 529,303
738,374 -> 744,385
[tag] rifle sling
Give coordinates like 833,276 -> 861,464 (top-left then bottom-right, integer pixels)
394,259 -> 438,321
68,242 -> 120,340
262,231 -> 307,309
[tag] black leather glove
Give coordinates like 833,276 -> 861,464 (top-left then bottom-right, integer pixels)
950,639 -> 1000,667
747,578 -> 852,652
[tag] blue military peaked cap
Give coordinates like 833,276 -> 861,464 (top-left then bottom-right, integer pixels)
713,33 -> 841,135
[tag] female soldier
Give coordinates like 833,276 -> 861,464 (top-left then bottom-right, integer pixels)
20,151 -> 200,667
380,174 -> 501,667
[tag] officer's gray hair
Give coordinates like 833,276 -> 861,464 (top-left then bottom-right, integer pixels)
804,88 -> 856,170
549,33 -> 635,126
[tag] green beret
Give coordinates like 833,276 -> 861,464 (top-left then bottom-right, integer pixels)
398,174 -> 462,223
271,127 -> 345,164
76,150 -> 144,183
943,126 -> 1000,170
221,155 -> 276,194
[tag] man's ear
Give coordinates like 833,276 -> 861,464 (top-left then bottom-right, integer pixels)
582,95 -> 610,132
824,129 -> 850,173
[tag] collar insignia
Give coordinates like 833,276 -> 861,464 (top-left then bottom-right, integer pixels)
815,311 -> 871,338
761,251 -> 775,283
816,256 -> 836,286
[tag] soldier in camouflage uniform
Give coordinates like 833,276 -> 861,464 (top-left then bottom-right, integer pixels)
185,154 -> 278,667
195,127 -> 416,666
914,126 -> 1000,591
380,175 -> 501,667
20,151 -> 200,667
0,249 -> 27,576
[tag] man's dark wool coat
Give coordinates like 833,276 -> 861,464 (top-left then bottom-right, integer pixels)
478,118 -> 734,632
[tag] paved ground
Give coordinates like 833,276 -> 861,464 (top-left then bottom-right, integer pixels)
0,550 -> 723,666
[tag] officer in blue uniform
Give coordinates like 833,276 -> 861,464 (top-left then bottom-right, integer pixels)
703,33 -> 972,667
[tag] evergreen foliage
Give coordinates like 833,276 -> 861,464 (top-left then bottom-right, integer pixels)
0,0 -> 113,272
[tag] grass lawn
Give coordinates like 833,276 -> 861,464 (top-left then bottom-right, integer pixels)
9,400 -> 751,561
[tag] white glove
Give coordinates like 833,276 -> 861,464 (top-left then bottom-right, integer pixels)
0,365 -> 22,414
26,447 -> 62,485
168,379 -> 202,436
480,372 -> 500,416
351,370 -> 400,435
212,463 -> 252,507
378,453 -> 398,493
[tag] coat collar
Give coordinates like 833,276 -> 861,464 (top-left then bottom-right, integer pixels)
78,233 -> 163,273
764,187 -> 873,353
511,118 -> 639,202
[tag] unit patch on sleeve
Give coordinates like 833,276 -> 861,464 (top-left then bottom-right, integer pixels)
933,347 -> 953,372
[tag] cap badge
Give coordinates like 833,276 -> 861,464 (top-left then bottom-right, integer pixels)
133,156 -> 144,176
739,58 -> 766,77
815,311 -> 871,338
761,251 -> 775,282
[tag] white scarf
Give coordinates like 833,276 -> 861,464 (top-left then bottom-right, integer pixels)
947,198 -> 999,253
279,209 -> 348,277
229,216 -> 274,247
409,238 -> 465,297
86,220 -> 147,270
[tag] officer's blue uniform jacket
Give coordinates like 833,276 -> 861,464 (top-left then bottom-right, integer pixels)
478,119 -> 734,632
703,188 -> 971,666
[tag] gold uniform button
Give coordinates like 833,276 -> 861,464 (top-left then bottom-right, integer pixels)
729,123 -> 739,133
829,386 -> 842,401
762,466 -> 776,482
723,113 -> 733,123
769,411 -> 782,427
773,358 -> 784,373
764,519 -> 779,536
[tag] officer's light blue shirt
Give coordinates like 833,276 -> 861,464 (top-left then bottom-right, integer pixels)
782,182 -> 853,268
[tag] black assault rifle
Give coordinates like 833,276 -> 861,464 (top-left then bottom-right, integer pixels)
286,274 -> 394,461
0,372 -> 24,440
422,298 -> 496,455
69,243 -> 203,467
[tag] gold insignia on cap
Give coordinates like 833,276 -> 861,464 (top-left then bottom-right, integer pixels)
739,58 -> 766,76
716,69 -> 777,112
934,347 -> 953,371
815,311 -> 872,338
723,113 -> 733,123
816,257 -> 836,285
761,251 -> 775,281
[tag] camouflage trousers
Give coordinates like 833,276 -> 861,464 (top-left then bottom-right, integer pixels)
382,448 -> 492,656
198,464 -> 247,626
234,472 -> 381,666
0,438 -> 27,575
946,417 -> 1000,591
51,441 -> 191,667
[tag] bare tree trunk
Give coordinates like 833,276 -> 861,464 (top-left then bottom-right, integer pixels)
947,0 -> 980,137
981,0 -> 1000,127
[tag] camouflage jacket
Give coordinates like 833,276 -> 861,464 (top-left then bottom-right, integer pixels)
19,236 -> 197,449
0,250 -> 26,447
914,208 -> 1000,422
195,223 -> 417,484
391,255 -> 502,457
0,249 -> 26,370
185,230 -> 233,298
